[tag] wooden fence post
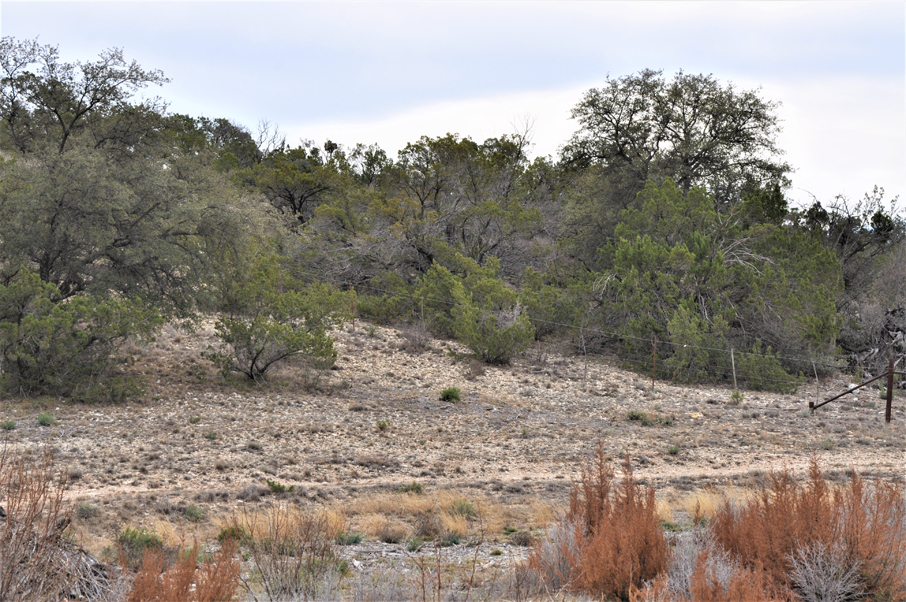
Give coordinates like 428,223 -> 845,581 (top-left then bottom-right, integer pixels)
651,335 -> 657,392
886,357 -> 894,424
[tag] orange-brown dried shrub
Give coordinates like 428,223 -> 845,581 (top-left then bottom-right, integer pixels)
544,445 -> 667,600
711,459 -> 906,600
126,539 -> 239,602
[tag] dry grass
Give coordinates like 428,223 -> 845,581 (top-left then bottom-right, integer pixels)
341,489 -> 516,538
229,503 -> 344,600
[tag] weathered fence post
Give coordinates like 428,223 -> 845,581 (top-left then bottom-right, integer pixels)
730,347 -> 737,390
886,357 -> 894,424
651,334 -> 657,392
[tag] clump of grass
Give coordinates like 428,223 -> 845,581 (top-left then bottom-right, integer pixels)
731,389 -> 744,405
184,504 -> 205,522
449,499 -> 476,519
375,419 -> 390,432
203,432 -> 218,440
398,481 -> 424,495
336,531 -> 364,545
407,537 -> 425,552
440,533 -> 462,547
76,502 -> 100,519
509,531 -> 534,547
266,479 -> 295,494
627,410 -> 654,426
217,524 -> 249,543
189,415 -> 201,424
440,386 -> 461,402
37,413 -> 57,427
667,445 -> 681,455
0,420 -> 15,431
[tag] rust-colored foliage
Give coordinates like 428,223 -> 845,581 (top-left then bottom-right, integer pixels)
686,552 -> 776,602
711,458 -> 906,600
565,445 -> 668,600
126,539 -> 240,602
630,551 -> 778,602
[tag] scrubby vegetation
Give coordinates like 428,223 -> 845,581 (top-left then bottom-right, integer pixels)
4,442 -> 903,602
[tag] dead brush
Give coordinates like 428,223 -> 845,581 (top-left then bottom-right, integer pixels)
125,539 -> 240,602
711,458 -> 906,600
0,447 -> 126,601
0,447 -> 75,599
528,444 -> 668,601
230,504 -> 343,601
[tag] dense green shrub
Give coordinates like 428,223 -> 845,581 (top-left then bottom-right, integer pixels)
451,268 -> 534,364
0,270 -> 161,401
736,342 -> 802,393
208,256 -> 353,381
440,387 -> 461,402
117,526 -> 163,570
663,304 -> 732,383
354,271 -> 415,324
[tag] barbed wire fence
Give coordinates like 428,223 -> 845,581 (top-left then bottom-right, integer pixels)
277,261 -> 894,398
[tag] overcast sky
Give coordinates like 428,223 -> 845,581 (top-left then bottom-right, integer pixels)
2,1 -> 904,208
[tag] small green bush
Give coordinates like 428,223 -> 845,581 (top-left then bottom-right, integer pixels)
627,410 -> 653,426
266,479 -> 295,494
77,503 -> 100,519
336,532 -> 364,545
203,432 -> 217,440
440,387 -> 461,402
398,481 -> 424,495
184,504 -> 205,522
406,537 -> 424,552
216,524 -> 249,544
440,533 -> 462,547
37,413 -> 57,427
118,527 -> 163,569
736,342 -> 802,393
0,420 -> 15,430
375,420 -> 390,432
667,445 -> 681,455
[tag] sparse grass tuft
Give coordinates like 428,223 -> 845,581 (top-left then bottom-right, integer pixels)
0,420 -> 15,430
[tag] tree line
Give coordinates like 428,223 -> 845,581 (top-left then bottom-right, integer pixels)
0,37 -> 901,398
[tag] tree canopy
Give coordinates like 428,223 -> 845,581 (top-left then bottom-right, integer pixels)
0,37 -> 902,395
